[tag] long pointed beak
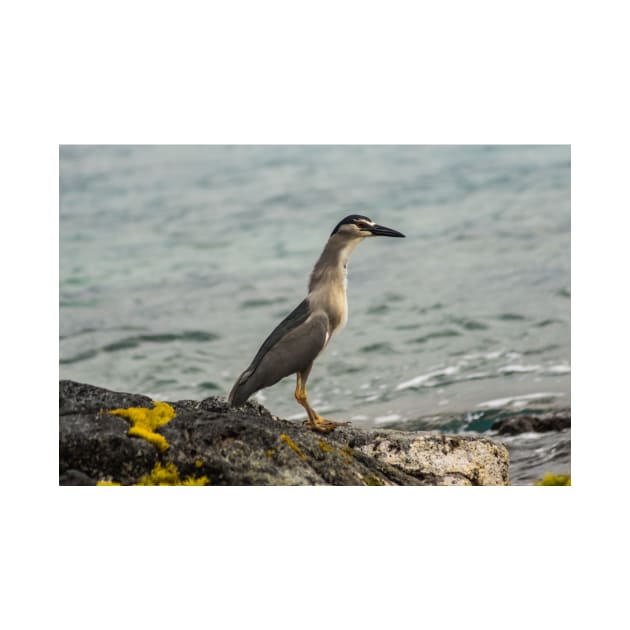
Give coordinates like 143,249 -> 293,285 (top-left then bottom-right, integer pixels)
368,223 -> 406,238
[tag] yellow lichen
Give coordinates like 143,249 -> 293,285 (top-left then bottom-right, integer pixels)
534,473 -> 571,486
266,449 -> 275,457
363,475 -> 383,486
135,462 -> 208,486
340,444 -> 354,465
108,401 -> 176,452
97,461 -> 208,486
318,440 -> 334,452
279,433 -> 306,460
318,439 -> 353,465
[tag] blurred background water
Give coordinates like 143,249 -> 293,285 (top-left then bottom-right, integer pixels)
60,145 -> 570,480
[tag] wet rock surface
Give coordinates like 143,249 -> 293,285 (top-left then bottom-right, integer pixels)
59,380 -> 510,486
491,410 -> 571,435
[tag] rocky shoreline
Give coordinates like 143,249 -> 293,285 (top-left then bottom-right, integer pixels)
59,380 -> 511,486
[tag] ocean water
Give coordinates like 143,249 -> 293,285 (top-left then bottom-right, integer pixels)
60,145 -> 570,479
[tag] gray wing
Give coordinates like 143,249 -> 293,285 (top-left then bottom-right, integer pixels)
246,299 -> 311,378
229,306 -> 329,406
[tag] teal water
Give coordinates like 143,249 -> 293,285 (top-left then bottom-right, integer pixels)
60,145 -> 570,437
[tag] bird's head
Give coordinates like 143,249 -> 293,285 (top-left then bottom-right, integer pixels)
331,214 -> 406,239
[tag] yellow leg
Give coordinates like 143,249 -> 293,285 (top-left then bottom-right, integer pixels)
294,372 -> 349,434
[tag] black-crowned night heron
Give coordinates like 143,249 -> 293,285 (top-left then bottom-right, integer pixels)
228,214 -> 405,432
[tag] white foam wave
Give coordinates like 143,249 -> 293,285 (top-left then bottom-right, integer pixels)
349,414 -> 369,421
498,364 -> 542,373
395,365 -> 460,391
374,413 -> 403,424
476,392 -> 565,409
462,349 -> 505,362
545,364 -> 571,374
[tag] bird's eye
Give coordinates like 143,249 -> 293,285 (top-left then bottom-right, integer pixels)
356,221 -> 368,229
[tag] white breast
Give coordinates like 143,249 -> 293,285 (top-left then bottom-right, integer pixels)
307,266 -> 349,335
339,294 -> 348,330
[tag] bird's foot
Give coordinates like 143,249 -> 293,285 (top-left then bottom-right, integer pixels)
303,417 -> 350,434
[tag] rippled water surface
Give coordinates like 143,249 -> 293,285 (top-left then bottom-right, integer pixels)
60,145 -> 570,464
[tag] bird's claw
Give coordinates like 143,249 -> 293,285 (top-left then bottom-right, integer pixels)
303,418 -> 350,434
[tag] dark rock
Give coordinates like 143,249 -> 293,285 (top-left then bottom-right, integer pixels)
59,469 -> 97,486
59,380 -> 510,486
491,410 -> 571,435
59,379 -> 152,416
59,397 -> 159,485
